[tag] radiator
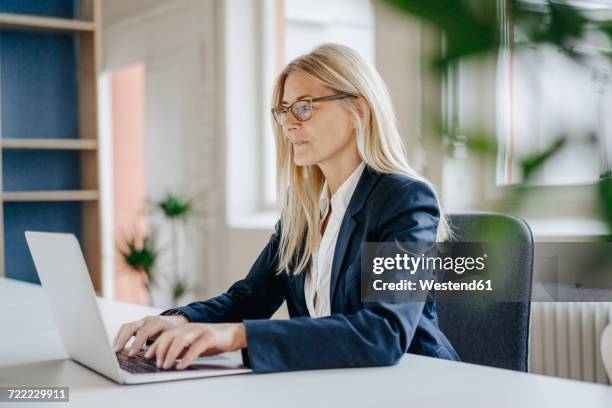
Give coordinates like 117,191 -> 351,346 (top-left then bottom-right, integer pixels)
529,302 -> 612,384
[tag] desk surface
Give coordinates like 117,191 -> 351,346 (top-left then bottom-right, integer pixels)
2,277 -> 612,407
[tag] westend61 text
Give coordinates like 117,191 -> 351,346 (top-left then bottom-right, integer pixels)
372,279 -> 493,292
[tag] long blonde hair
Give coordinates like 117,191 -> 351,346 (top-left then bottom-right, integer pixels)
272,43 -> 453,275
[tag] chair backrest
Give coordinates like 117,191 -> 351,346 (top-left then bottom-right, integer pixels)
437,212 -> 534,372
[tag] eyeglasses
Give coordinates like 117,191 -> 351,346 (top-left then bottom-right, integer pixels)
271,93 -> 357,125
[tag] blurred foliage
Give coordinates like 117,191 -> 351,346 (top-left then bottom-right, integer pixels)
154,192 -> 198,304
385,0 -> 612,241
599,176 -> 612,227
119,235 -> 158,287
155,193 -> 194,219
384,0 -> 612,68
520,137 -> 567,180
384,0 -> 499,67
118,192 -> 203,305
381,0 -> 612,300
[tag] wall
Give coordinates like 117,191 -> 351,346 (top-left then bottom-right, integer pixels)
103,0 -> 219,306
101,0 -> 170,28
110,63 -> 148,305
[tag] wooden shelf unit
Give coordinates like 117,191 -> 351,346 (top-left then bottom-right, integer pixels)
1,138 -> 98,150
0,0 -> 104,294
0,12 -> 94,33
2,190 -> 99,202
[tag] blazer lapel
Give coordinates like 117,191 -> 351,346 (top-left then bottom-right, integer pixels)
329,166 -> 381,309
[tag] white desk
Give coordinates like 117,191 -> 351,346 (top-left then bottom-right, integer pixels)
2,277 -> 612,407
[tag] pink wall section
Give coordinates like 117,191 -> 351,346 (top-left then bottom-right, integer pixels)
111,64 -> 149,305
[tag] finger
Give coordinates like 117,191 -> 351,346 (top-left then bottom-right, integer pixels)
176,336 -> 209,370
144,338 -> 158,359
129,322 -> 162,356
114,320 -> 145,351
155,331 -> 176,368
146,334 -> 181,361
114,321 -> 143,352
113,323 -> 131,349
163,335 -> 190,369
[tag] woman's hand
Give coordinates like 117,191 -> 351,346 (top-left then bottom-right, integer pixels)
113,315 -> 189,355
144,323 -> 247,370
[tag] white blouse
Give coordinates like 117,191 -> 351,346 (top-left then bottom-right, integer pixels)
304,161 -> 366,318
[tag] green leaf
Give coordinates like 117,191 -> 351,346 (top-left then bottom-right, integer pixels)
520,137 -> 566,180
156,193 -> 194,219
598,176 -> 612,229
119,235 -> 158,283
382,0 -> 612,68
383,0 -> 499,68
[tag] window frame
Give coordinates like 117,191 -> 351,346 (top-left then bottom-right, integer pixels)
256,0 -> 376,213
441,0 -> 611,238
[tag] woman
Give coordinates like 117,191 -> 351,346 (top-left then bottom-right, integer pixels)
114,43 -> 460,373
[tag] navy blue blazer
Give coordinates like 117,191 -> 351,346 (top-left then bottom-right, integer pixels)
166,165 -> 460,372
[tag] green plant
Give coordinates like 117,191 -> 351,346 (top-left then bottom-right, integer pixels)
148,191 -> 205,305
384,0 -> 612,69
381,0 -> 612,295
119,234 -> 158,288
156,193 -> 194,219
116,192 -> 203,306
384,0 -> 612,235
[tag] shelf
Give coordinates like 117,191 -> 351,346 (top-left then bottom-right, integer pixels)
2,190 -> 99,202
0,13 -> 94,34
0,138 -> 98,150
0,1 -> 103,293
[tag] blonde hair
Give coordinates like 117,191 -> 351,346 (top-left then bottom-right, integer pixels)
272,43 -> 453,275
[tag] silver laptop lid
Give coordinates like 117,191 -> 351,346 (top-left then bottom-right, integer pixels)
25,231 -> 123,383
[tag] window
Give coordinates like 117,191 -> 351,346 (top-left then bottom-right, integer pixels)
497,0 -> 612,186
441,0 -> 612,236
259,0 -> 375,209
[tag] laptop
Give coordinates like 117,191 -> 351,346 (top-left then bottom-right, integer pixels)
25,231 -> 252,384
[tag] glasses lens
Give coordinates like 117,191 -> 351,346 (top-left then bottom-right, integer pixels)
292,100 -> 312,121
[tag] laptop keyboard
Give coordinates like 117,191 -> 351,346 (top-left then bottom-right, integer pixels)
116,349 -> 214,373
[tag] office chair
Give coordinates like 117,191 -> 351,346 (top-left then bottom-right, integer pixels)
436,212 -> 534,372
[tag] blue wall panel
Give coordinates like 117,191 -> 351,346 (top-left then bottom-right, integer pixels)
3,151 -> 81,191
0,32 -> 78,138
1,0 -> 83,284
0,0 -> 76,19
4,202 -> 82,284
